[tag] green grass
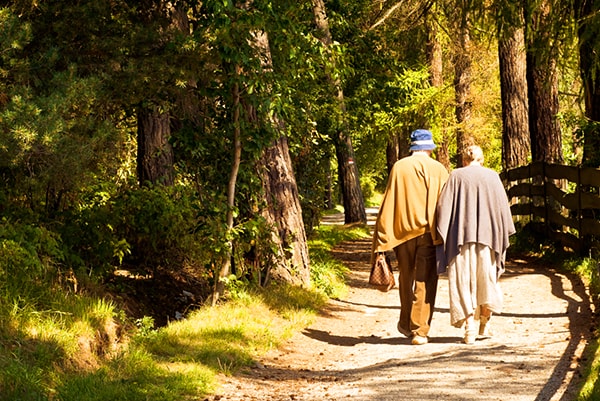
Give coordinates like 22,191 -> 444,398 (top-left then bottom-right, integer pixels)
0,294 -> 120,400
576,338 -> 600,401
0,219 -> 368,400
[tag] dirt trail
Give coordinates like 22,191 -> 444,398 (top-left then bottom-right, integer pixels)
213,211 -> 594,401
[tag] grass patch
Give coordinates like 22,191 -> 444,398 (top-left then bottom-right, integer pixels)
1,218 -> 367,400
57,293 -> 309,399
576,338 -> 600,401
23,286 -> 327,401
56,347 -> 216,401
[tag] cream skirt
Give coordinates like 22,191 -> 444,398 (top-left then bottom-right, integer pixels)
447,242 -> 503,328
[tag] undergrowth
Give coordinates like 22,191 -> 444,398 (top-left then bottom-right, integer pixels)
0,218 -> 368,400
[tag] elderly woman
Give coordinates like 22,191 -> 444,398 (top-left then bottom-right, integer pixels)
435,145 -> 515,344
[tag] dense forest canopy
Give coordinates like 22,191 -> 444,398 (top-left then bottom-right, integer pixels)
0,0 -> 598,297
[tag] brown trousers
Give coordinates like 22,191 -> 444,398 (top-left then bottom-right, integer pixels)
394,233 -> 438,337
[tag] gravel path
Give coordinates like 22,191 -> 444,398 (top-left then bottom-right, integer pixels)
213,211 -> 594,401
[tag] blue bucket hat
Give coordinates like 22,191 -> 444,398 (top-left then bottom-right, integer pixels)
409,129 -> 436,151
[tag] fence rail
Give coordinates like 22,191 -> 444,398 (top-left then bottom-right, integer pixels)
501,161 -> 600,254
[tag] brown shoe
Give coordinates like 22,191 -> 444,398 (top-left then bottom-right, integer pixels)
411,335 -> 428,345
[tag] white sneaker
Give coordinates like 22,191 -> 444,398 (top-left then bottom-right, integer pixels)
463,316 -> 477,344
411,335 -> 428,345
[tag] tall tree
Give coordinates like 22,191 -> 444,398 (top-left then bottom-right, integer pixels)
312,0 -> 366,224
451,1 -> 474,167
524,0 -> 563,163
258,134 -> 311,286
250,29 -> 310,287
425,4 -> 451,170
211,9 -> 311,303
497,1 -> 530,169
135,3 -> 183,187
211,66 -> 243,304
575,0 -> 600,167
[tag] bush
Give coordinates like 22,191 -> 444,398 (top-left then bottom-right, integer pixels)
0,221 -> 64,301
60,185 -> 213,280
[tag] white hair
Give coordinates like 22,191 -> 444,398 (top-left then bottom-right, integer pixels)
463,145 -> 484,165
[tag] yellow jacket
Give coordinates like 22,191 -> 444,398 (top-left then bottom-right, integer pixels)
372,153 -> 449,253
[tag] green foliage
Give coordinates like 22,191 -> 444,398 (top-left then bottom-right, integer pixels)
60,184 -> 230,282
349,63 -> 440,186
0,221 -> 64,301
111,186 -> 199,269
0,224 -> 120,400
360,173 -> 377,207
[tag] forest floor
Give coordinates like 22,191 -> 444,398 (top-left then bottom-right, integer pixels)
210,208 -> 597,401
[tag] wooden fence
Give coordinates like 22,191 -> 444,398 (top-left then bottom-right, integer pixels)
501,161 -> 600,255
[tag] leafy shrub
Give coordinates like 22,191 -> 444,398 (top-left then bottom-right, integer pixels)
56,180 -> 285,296
0,221 -> 64,301
61,185 -> 215,280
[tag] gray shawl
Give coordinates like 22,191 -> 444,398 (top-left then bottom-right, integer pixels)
435,165 -> 516,275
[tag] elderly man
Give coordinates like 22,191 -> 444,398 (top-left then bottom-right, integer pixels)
372,129 -> 449,345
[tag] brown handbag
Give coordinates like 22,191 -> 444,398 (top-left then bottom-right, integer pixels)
369,252 -> 395,292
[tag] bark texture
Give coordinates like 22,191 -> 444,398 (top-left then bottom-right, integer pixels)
576,0 -> 600,167
251,28 -> 311,287
259,136 -> 311,287
525,0 -> 563,164
136,108 -> 175,186
499,24 -> 530,169
453,10 -> 473,167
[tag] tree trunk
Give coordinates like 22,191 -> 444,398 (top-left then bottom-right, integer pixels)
136,108 -> 175,186
525,0 -> 563,164
436,130 -> 451,170
426,14 -> 443,89
575,0 -> 600,167
259,135 -> 311,287
211,78 -> 242,305
498,22 -> 530,169
453,11 -> 473,167
334,135 -> 366,224
426,9 -> 450,170
386,134 -> 400,174
312,0 -> 366,224
249,29 -> 311,286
